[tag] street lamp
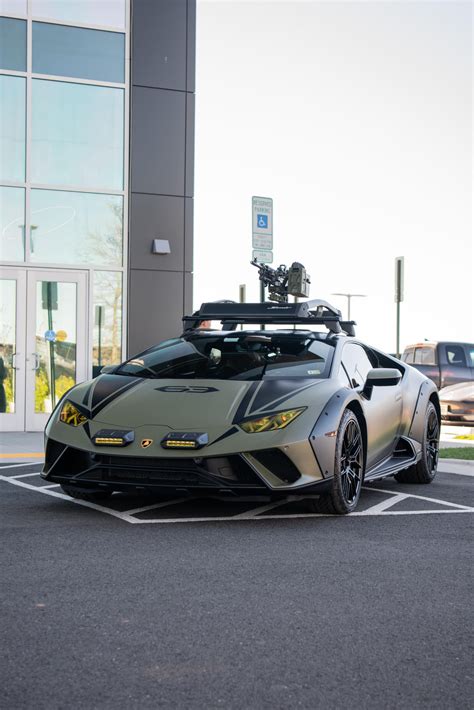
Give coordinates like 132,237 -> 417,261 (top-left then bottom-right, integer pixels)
331,293 -> 367,321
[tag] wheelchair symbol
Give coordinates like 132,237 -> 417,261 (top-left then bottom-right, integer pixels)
257,214 -> 268,229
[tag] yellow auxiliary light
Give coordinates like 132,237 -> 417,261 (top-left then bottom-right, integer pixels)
239,408 -> 306,433
59,401 -> 88,427
165,440 -> 197,448
94,437 -> 124,446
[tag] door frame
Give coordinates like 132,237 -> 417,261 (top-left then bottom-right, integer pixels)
0,266 -> 90,432
25,269 -> 89,432
0,267 -> 27,431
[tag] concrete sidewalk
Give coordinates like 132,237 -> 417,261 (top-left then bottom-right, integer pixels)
0,433 -> 44,462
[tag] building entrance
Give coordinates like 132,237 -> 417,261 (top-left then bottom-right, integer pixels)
0,268 -> 88,432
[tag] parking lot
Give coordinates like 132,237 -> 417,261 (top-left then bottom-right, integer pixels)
1,457 -> 473,709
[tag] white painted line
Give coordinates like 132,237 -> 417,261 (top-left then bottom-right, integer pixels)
11,471 -> 42,479
232,499 -> 291,519
367,486 -> 474,511
133,508 -> 474,524
41,484 -> 60,489
0,475 -> 138,524
0,461 -> 43,470
361,493 -> 410,515
124,496 -> 190,516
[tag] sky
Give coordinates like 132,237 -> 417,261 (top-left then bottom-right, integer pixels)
193,0 -> 473,353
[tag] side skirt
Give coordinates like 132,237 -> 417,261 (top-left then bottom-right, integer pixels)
364,437 -> 420,482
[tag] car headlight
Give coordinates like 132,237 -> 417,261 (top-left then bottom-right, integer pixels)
239,408 -> 306,433
59,401 -> 88,427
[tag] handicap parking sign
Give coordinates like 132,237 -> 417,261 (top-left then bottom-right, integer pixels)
257,214 -> 268,229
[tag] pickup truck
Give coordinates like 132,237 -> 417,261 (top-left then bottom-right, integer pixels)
401,341 -> 474,389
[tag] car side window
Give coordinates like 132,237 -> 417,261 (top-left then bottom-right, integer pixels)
403,348 -> 415,364
414,347 -> 436,365
445,345 -> 466,367
469,348 -> 474,367
341,343 -> 374,388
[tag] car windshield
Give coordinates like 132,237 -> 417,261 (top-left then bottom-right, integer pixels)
115,333 -> 335,380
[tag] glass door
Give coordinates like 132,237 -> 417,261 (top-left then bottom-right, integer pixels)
25,270 -> 88,431
0,269 -> 26,432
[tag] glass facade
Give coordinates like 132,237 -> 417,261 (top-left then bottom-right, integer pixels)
33,22 -> 125,83
30,189 -> 123,266
31,0 -> 126,29
0,0 -> 128,429
32,79 -> 124,189
0,186 -> 25,261
0,17 -> 26,71
93,271 -> 123,371
0,75 -> 26,182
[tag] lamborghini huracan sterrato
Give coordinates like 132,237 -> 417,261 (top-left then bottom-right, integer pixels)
42,300 -> 441,514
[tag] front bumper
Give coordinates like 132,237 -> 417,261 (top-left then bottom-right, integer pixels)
42,437 -> 329,497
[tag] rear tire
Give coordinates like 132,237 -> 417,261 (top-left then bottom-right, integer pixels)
394,402 -> 439,484
310,409 -> 364,514
60,484 -> 112,503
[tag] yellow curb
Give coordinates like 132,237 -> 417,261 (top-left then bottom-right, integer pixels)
0,452 -> 44,458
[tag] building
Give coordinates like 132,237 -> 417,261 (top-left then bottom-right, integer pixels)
0,0 -> 196,431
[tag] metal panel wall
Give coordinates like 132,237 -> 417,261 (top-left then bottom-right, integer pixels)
128,0 -> 195,355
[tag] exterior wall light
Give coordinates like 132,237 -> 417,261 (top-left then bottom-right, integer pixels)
152,239 -> 171,254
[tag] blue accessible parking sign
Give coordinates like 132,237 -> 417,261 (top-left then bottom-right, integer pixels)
257,214 -> 268,229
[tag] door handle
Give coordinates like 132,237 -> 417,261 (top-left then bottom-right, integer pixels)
395,394 -> 402,402
11,352 -> 20,370
31,353 -> 40,371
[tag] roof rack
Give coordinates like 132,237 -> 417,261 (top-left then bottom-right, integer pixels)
182,299 -> 356,336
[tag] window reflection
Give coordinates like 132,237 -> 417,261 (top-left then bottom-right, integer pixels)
0,75 -> 26,182
33,22 -> 125,83
0,279 -> 16,414
30,189 -> 122,266
31,0 -> 126,29
35,281 -> 77,413
93,271 -> 122,373
0,186 -> 25,262
0,17 -> 27,72
0,0 -> 26,13
32,79 -> 124,190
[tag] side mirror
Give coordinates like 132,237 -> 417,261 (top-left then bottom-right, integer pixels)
363,368 -> 402,399
100,365 -> 116,374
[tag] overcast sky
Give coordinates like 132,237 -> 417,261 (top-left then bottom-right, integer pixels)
193,0 -> 473,353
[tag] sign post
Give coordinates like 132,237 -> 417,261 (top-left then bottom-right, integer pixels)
252,196 -> 273,304
395,256 -> 404,358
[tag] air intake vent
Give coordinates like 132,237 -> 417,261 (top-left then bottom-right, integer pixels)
251,449 -> 301,483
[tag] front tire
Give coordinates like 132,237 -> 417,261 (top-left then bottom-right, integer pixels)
60,484 -> 112,503
395,402 -> 439,484
311,409 -> 364,514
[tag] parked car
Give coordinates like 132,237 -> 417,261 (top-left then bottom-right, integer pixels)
401,341 -> 474,389
42,300 -> 441,515
439,382 -> 474,426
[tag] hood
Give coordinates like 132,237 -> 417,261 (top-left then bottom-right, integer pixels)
68,373 -> 331,429
439,381 -> 474,402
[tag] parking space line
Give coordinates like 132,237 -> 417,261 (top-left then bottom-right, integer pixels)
361,492 -> 410,515
12,472 -> 43,479
0,462 -> 44,470
0,475 -> 138,524
124,497 -> 190,515
232,499 -> 294,518
41,484 -> 60,489
367,486 -> 474,511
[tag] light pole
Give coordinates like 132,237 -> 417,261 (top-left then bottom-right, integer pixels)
331,293 -> 367,321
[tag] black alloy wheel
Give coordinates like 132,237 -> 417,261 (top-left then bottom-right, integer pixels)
395,401 -> 440,484
311,409 -> 364,514
340,418 -> 364,506
425,407 -> 440,474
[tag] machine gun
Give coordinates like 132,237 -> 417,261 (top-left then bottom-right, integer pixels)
251,258 -> 311,302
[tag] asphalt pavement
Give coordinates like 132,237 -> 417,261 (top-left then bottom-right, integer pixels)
1,459 -> 473,709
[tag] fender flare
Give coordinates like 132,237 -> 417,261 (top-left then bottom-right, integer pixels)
309,388 -> 363,479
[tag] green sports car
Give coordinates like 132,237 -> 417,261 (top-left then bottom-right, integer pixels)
42,301 -> 440,514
